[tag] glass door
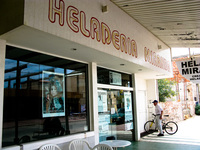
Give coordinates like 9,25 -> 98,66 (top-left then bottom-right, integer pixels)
98,88 -> 133,142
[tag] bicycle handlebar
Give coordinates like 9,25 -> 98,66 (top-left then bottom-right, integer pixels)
152,114 -> 169,117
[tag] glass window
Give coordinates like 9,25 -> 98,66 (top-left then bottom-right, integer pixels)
97,67 -> 132,87
3,46 -> 89,147
98,89 -> 133,142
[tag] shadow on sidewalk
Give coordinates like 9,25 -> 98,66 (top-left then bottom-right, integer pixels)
138,115 -> 200,149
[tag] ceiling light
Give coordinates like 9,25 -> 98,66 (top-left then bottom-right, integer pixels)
123,5 -> 129,7
71,48 -> 77,51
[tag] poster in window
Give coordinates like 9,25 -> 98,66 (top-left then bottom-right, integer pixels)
124,92 -> 133,125
98,90 -> 108,112
109,71 -> 122,85
98,90 -> 110,141
124,92 -> 132,112
42,71 -> 65,118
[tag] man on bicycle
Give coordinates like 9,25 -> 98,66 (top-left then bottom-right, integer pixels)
152,100 -> 164,136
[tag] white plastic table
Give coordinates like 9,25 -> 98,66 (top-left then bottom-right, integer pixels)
100,140 -> 131,150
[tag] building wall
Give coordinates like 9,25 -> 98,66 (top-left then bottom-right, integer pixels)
146,79 -> 158,119
134,75 -> 147,134
134,77 -> 158,134
134,79 -> 158,135
90,62 -> 99,145
0,0 -> 173,149
23,0 -> 172,74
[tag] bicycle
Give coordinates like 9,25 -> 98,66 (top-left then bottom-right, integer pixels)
144,114 -> 178,135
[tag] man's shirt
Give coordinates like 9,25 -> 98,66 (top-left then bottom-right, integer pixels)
155,104 -> 163,115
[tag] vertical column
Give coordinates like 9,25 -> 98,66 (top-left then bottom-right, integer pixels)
0,40 -> 6,149
132,74 -> 140,141
89,62 -> 99,145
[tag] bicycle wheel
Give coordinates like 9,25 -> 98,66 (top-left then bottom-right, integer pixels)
164,121 -> 178,135
144,121 -> 156,134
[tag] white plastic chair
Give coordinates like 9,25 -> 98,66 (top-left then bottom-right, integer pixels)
68,139 -> 92,150
39,144 -> 61,150
92,144 -> 113,150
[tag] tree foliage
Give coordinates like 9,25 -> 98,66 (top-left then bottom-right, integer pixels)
195,104 -> 200,115
158,79 -> 176,102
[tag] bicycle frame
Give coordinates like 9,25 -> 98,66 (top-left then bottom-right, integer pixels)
149,121 -> 154,128
144,114 -> 178,135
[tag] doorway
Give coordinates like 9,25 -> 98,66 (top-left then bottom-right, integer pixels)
98,88 -> 134,142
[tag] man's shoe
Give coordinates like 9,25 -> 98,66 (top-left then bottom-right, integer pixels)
157,133 -> 164,136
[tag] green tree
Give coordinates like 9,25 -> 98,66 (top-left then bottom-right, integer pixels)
158,79 -> 176,102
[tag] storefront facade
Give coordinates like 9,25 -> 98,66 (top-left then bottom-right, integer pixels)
0,0 -> 172,149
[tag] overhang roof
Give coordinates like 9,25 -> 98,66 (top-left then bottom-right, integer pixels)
111,0 -> 200,48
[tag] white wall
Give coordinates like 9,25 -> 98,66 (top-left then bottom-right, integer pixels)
137,90 -> 147,133
90,62 -> 99,145
0,0 -> 172,147
134,76 -> 158,134
146,79 -> 158,120
23,0 -> 172,75
134,74 -> 147,138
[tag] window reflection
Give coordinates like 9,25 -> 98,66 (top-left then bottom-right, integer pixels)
3,46 -> 89,147
98,89 -> 133,142
97,67 -> 132,87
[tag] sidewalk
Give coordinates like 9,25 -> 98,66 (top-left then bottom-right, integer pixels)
120,115 -> 200,150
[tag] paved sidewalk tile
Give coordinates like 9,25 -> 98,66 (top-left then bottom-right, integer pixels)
119,115 -> 200,150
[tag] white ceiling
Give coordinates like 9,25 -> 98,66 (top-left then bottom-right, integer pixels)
111,0 -> 200,48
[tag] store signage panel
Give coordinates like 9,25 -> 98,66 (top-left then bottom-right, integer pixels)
144,47 -> 171,72
109,71 -> 122,86
48,0 -> 138,59
48,0 -> 171,74
24,0 -> 172,74
176,57 -> 200,83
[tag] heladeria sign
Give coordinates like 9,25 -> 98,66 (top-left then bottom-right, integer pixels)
176,57 -> 200,83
